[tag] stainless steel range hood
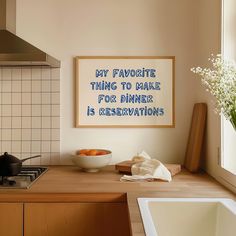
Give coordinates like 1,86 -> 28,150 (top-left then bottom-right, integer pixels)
0,0 -> 60,67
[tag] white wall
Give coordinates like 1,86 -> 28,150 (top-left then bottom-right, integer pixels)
193,0 -> 221,177
15,0 -> 220,165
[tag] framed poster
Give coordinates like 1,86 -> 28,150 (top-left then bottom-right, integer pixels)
75,56 -> 175,128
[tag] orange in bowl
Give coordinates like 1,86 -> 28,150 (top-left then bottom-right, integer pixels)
78,149 -> 90,155
96,150 -> 107,155
78,153 -> 87,156
72,149 -> 112,172
87,150 -> 98,156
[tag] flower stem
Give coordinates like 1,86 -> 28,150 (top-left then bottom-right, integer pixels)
230,109 -> 236,131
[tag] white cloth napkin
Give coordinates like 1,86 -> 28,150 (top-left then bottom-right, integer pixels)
120,151 -> 172,182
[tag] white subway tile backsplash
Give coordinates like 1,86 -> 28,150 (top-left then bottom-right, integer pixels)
2,117 -> 12,128
51,141 -> 60,152
51,68 -> 60,80
22,105 -> 31,116
22,81 -> 31,92
51,129 -> 60,141
32,129 -> 41,141
2,81 -> 12,92
51,117 -> 60,129
21,129 -> 31,141
31,141 -> 41,153
42,93 -> 51,104
32,93 -> 41,104
42,141 -> 51,152
21,68 -> 31,80
21,153 -> 30,164
2,105 -> 12,116
12,93 -> 22,104
12,141 -> 21,152
32,105 -> 41,116
0,67 -> 60,165
42,80 -> 51,92
51,104 -> 60,116
40,153 -> 51,165
12,105 -> 22,116
42,105 -> 51,116
2,68 -> 11,80
41,129 -> 51,140
42,68 -> 50,80
1,141 -> 11,152
12,117 -> 22,128
22,93 -> 31,104
32,117 -> 41,128
12,81 -> 22,92
12,68 -> 21,80
12,129 -> 22,140
22,117 -> 31,128
22,141 -> 31,152
2,129 -> 12,140
32,81 -> 41,92
51,80 -> 60,92
2,93 -> 12,104
51,93 -> 60,104
42,117 -> 51,128
30,154 -> 41,165
32,68 -> 41,80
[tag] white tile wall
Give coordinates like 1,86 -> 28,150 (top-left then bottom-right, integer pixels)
0,67 -> 60,165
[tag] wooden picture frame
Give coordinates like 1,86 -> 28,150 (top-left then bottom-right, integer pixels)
75,56 -> 175,128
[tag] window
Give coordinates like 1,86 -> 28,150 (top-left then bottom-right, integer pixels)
219,0 -> 236,189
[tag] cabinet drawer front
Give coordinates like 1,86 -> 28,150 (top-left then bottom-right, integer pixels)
24,203 -> 130,236
0,203 -> 23,236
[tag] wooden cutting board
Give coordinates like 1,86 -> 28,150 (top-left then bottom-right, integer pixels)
115,160 -> 181,176
184,103 -> 207,173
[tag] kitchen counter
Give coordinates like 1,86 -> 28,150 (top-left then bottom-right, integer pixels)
0,165 -> 235,236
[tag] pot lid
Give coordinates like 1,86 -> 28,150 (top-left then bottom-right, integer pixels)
1,152 -> 21,163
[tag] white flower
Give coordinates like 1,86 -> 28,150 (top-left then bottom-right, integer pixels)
191,55 -> 236,123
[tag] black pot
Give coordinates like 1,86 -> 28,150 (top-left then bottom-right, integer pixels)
0,152 -> 41,176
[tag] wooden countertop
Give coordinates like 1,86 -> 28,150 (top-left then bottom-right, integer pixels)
0,165 -> 235,236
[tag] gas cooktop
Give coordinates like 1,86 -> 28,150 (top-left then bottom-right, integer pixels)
0,166 -> 48,189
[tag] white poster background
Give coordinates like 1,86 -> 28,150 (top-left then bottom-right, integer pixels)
76,57 -> 175,127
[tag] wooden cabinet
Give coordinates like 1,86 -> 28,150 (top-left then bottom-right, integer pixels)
0,203 -> 23,236
24,203 -> 130,236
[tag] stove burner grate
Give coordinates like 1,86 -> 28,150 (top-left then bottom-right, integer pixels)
0,166 -> 48,189
0,177 -> 16,186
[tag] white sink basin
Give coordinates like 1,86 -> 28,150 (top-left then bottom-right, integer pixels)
138,198 -> 236,236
